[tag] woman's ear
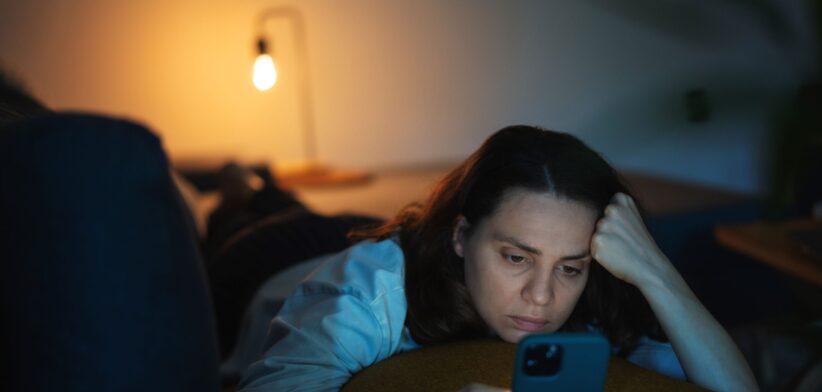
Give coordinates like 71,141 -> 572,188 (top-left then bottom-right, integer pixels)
452,215 -> 470,258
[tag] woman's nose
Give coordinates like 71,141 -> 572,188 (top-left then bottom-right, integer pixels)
522,270 -> 553,306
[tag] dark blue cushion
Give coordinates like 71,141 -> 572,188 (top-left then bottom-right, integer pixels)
0,113 -> 219,391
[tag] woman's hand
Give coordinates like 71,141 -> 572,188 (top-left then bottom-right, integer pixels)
590,192 -> 673,289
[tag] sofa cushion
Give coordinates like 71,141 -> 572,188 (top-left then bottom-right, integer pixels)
0,113 -> 220,391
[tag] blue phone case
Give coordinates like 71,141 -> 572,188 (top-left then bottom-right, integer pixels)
512,333 -> 610,392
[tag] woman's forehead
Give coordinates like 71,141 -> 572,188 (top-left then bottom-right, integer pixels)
493,189 -> 598,221
479,190 -> 598,252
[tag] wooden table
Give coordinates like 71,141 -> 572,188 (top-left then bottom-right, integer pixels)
714,219 -> 822,287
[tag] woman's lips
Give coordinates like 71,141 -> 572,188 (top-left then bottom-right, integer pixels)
509,316 -> 549,332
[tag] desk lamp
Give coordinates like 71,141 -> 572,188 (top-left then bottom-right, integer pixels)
252,6 -> 371,188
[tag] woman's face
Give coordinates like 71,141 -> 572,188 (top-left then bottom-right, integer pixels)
454,188 -> 599,343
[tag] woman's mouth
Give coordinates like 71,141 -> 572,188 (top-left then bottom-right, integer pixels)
509,316 -> 549,332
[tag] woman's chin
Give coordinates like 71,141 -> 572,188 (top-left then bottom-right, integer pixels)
496,324 -> 561,343
497,328 -> 531,344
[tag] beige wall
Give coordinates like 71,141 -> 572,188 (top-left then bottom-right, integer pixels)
0,0 -> 812,193
3,0 -> 301,163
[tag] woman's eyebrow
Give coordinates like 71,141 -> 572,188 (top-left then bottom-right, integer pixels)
492,234 -> 590,260
560,252 -> 591,261
492,234 -> 542,255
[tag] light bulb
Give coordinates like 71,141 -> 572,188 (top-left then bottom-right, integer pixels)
253,54 -> 277,91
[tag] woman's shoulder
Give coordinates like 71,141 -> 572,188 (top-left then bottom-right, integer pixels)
239,238 -> 412,391
297,237 -> 406,302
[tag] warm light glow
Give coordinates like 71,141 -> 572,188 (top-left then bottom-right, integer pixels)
253,54 -> 277,91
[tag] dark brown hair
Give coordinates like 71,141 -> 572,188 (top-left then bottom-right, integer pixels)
352,125 -> 665,354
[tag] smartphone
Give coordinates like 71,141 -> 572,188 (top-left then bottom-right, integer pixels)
512,332 -> 610,392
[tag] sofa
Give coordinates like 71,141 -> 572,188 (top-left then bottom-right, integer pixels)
4,112 -> 815,391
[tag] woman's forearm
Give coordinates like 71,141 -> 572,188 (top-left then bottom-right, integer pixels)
639,263 -> 758,392
591,193 -> 759,391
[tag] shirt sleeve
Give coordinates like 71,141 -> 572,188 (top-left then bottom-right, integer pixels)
237,239 -> 409,392
238,282 -> 389,392
625,337 -> 687,381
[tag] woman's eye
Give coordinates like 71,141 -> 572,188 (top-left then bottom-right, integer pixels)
558,265 -> 581,275
504,254 -> 528,264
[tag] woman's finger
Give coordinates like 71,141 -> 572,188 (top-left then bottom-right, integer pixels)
456,383 -> 510,392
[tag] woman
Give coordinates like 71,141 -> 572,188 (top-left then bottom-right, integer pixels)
238,125 -> 757,391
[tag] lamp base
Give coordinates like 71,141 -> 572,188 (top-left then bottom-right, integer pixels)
274,162 -> 373,188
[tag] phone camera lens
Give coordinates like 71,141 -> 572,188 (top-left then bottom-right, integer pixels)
523,343 -> 563,376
